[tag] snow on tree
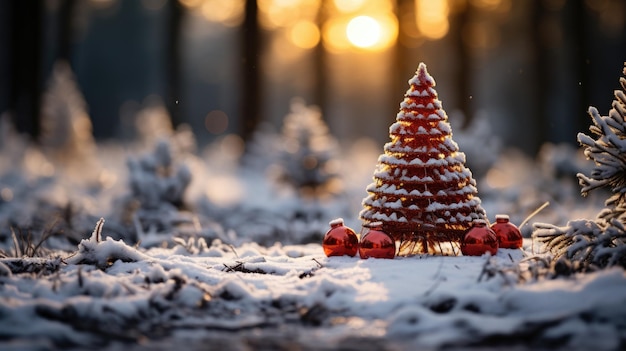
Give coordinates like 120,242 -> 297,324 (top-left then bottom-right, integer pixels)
578,63 -> 626,223
241,121 -> 282,173
534,62 -> 626,271
113,138 -> 193,244
276,98 -> 342,199
127,139 -> 191,211
0,113 -> 27,162
360,63 -> 486,256
39,61 -> 98,173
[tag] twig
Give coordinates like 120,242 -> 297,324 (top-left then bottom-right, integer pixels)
228,244 -> 239,258
476,257 -> 491,283
31,218 -> 60,257
93,218 -> 105,243
312,258 -> 323,268
424,257 -> 445,296
10,227 -> 21,258
520,201 -> 549,255
520,201 -> 550,228
132,214 -> 144,241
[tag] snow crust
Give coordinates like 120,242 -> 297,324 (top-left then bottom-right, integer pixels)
1,235 -> 625,349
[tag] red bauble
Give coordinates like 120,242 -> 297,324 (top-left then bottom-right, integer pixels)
461,220 -> 498,256
490,214 -> 523,249
323,218 -> 358,257
359,222 -> 396,259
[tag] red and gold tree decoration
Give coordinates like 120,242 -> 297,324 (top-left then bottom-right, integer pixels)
360,63 -> 487,256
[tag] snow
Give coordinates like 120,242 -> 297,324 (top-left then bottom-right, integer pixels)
328,218 -> 344,226
2,233 -> 624,349
408,63 -> 436,87
377,153 -> 466,167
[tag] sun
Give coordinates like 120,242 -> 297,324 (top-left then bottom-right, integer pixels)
346,15 -> 381,48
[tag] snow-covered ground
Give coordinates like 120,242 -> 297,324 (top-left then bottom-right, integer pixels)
1,94 -> 624,349
1,229 -> 625,350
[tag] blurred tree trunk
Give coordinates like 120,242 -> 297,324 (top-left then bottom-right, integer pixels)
393,0 -> 412,125
9,0 -> 44,138
570,0 -> 588,133
531,0 -> 548,153
313,0 -> 327,121
166,0 -> 183,127
449,4 -> 472,128
240,0 -> 261,142
0,1 -> 10,115
58,0 -> 76,64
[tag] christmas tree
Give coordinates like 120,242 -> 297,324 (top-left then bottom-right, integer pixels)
277,98 -> 342,199
40,61 -> 97,167
534,62 -> 626,272
360,63 -> 486,256
578,62 -> 626,223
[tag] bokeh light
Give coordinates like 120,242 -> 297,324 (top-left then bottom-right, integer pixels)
415,0 -> 450,40
290,20 -> 321,49
200,0 -> 245,27
346,16 -> 381,48
324,12 -> 397,52
205,110 -> 229,134
0,188 -> 13,202
258,0 -> 321,30
333,0 -> 367,13
322,16 -> 352,52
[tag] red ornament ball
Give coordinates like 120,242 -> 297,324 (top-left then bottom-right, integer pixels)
490,214 -> 523,249
359,222 -> 395,259
323,218 -> 358,257
461,220 -> 498,256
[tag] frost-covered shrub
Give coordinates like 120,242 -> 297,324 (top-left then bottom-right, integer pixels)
240,121 -> 281,173
276,98 -> 342,198
534,63 -> 626,272
127,139 -> 191,211
111,139 -> 193,243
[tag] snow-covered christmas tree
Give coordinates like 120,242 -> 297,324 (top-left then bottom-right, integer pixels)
360,63 -> 486,256
277,98 -> 342,199
534,62 -> 626,271
40,61 -> 97,170
578,63 -> 626,224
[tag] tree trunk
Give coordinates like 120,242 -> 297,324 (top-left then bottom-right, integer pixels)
58,0 -> 77,64
449,5 -> 472,128
166,0 -> 183,127
9,0 -> 44,139
240,0 -> 261,143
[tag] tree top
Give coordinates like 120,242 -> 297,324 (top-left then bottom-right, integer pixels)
408,62 -> 436,87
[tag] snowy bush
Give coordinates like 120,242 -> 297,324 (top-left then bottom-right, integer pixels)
276,98 -> 342,199
127,139 -> 191,211
109,139 -> 194,245
534,63 -> 626,272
